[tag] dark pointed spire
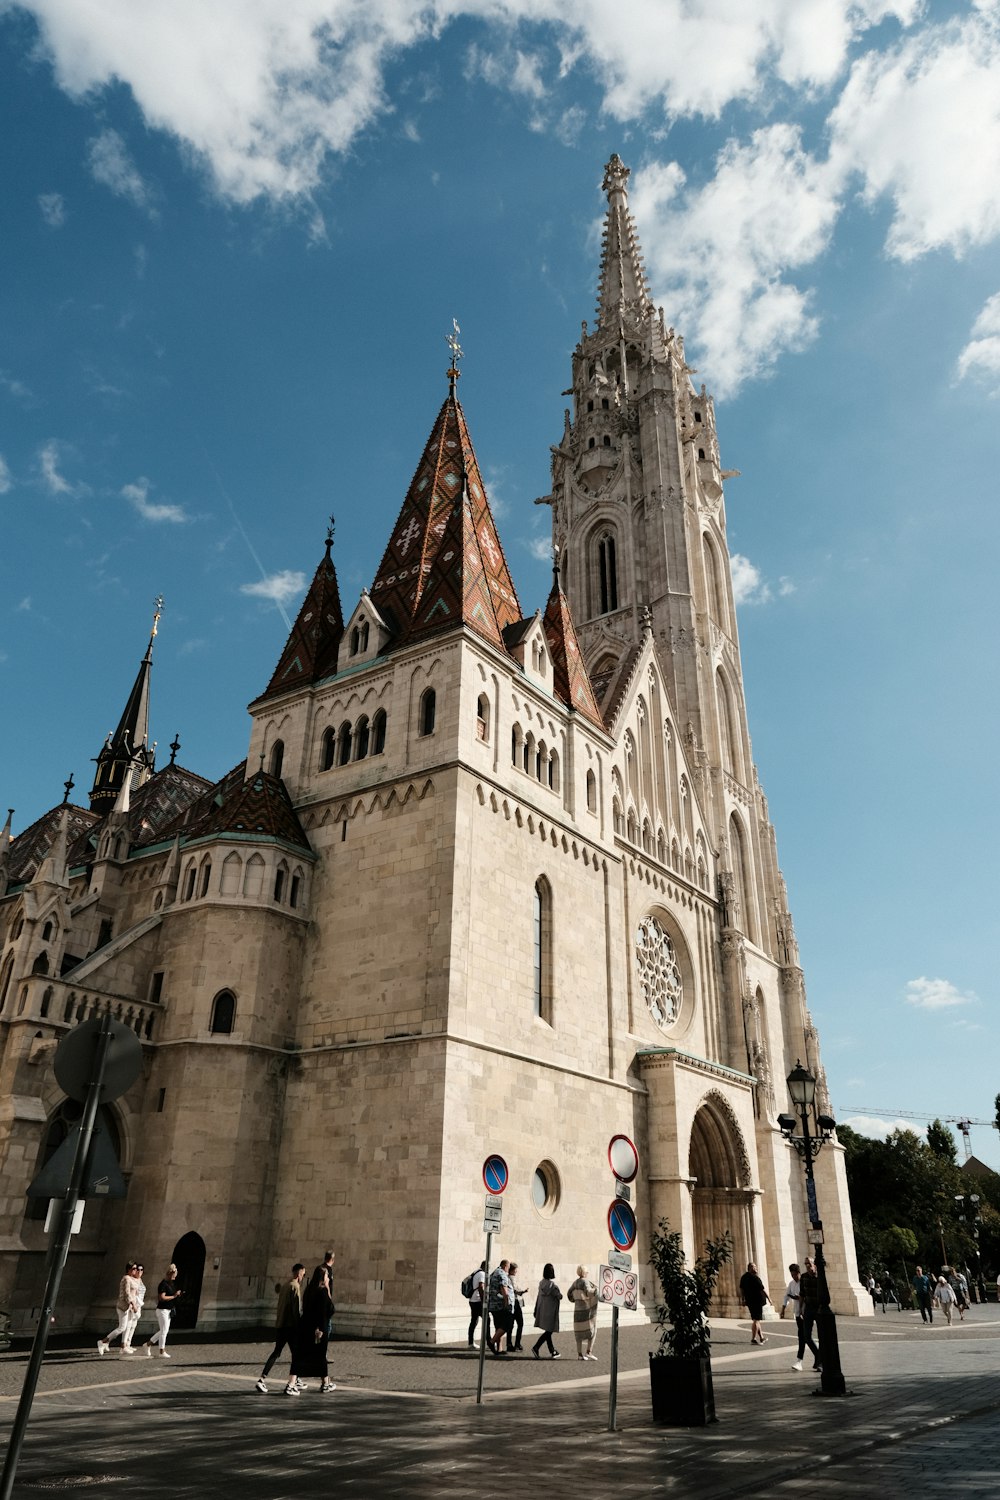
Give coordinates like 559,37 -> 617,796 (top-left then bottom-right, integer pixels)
89,598 -> 161,815
255,526 -> 344,703
369,383 -> 521,650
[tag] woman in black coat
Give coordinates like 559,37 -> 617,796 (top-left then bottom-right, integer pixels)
286,1266 -> 335,1394
739,1262 -> 769,1345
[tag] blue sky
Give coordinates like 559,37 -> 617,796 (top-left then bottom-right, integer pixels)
1,1 -> 998,1164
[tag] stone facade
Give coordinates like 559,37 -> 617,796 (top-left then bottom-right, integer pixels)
0,156 -> 869,1338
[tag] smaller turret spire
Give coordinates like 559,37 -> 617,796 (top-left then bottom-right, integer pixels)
62,773 -> 75,806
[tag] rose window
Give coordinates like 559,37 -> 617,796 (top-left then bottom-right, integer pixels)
635,915 -> 682,1028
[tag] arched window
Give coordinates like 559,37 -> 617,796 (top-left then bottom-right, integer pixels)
274,863 -> 287,903
612,797 -> 623,835
627,809 -> 638,844
31,951 -> 49,976
548,749 -> 560,792
42,921 -> 54,942
40,986 -> 52,1018
183,864 -> 196,901
657,829 -> 666,864
586,769 -> 597,813
524,732 -> 534,775
533,879 -> 553,1024
0,952 -> 14,1012
419,688 -> 436,736
729,814 -> 756,943
476,694 -> 490,743
350,620 -> 369,655
198,859 -> 212,898
511,724 -> 523,766
221,852 -> 242,896
598,532 -> 618,614
354,716 -> 370,760
210,990 -> 236,1034
269,740 -> 284,779
337,721 -> 352,766
371,710 -> 387,755
243,853 -> 265,899
320,727 -> 336,771
289,870 -> 302,909
703,533 -> 726,629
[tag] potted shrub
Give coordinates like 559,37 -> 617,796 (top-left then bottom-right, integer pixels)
648,1217 -> 732,1425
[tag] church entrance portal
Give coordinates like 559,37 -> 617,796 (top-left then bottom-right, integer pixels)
170,1231 -> 206,1329
688,1099 -> 756,1318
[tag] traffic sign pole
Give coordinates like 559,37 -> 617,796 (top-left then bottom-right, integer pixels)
606,1132 -> 640,1434
1,1012 -> 116,1500
608,1304 -> 620,1432
475,1230 -> 493,1405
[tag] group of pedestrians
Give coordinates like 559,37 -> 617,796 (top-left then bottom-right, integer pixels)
738,1256 -> 822,1369
466,1261 -> 599,1361
911,1264 -> 971,1325
256,1250 -> 336,1395
97,1261 -> 182,1359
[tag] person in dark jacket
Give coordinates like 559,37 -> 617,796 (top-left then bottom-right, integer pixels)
739,1261 -> 769,1344
287,1265 -> 335,1395
531,1264 -> 563,1359
256,1263 -> 304,1392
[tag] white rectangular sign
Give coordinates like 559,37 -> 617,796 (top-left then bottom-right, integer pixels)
485,1194 -> 503,1210
608,1249 -> 632,1271
615,1181 -> 631,1201
483,1218 -> 502,1236
598,1265 -> 639,1310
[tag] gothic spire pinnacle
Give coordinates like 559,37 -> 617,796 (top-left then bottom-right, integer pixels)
446,318 -> 463,396
596,154 -> 653,332
89,602 -> 161,815
255,531 -> 344,703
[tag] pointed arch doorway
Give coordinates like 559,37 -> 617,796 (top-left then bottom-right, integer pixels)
170,1231 -> 206,1329
688,1096 -> 757,1318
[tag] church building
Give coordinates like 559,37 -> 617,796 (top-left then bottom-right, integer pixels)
0,156 -> 867,1337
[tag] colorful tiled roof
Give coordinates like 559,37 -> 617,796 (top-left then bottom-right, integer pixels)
157,761 -> 312,853
542,576 -> 605,728
7,804 -> 99,886
370,386 -> 522,649
255,537 -> 344,704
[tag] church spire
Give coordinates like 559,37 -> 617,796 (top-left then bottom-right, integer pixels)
542,550 -> 604,728
369,357 -> 521,650
89,598 -> 161,816
596,154 -> 653,333
255,519 -> 344,703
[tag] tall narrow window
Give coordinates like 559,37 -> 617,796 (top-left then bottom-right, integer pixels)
337,722 -> 352,766
371,710 -> 387,755
354,716 -> 370,759
533,879 -> 553,1023
321,727 -> 336,771
476,694 -> 490,743
198,860 -> 212,898
586,769 -> 597,813
268,740 -> 284,778
274,864 -> 287,903
210,990 -> 236,1034
221,852 -> 242,895
598,533 -> 618,614
419,688 -> 436,736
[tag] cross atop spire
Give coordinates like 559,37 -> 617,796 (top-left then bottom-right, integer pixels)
446,318 -> 463,395
596,153 -> 653,332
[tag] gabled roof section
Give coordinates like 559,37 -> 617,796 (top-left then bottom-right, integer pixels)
594,642 -> 643,728
369,384 -> 522,650
6,804 -> 99,887
256,532 -> 344,704
542,571 -> 604,729
596,154 -> 654,333
129,764 -> 215,849
156,761 -> 311,853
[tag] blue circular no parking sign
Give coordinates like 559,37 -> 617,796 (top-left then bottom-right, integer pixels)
608,1199 -> 637,1251
483,1155 -> 509,1194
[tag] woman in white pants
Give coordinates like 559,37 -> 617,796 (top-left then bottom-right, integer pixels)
142,1263 -> 182,1357
123,1264 -> 146,1351
98,1262 -> 140,1355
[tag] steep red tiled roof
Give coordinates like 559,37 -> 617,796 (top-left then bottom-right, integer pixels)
370,388 -> 521,649
542,579 -> 604,728
255,540 -> 344,704
130,764 -> 215,849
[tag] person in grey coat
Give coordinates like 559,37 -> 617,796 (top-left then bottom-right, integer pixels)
531,1263 -> 563,1359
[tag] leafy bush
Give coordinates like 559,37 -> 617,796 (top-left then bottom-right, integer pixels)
649,1218 -> 733,1360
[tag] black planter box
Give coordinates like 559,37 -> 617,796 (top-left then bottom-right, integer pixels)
649,1352 -> 716,1425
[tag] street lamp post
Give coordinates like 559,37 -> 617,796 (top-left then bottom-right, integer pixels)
778,1061 -> 848,1397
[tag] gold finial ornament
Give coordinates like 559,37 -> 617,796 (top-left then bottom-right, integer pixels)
446,319 -> 463,392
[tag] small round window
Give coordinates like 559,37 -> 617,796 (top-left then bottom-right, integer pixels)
531,1160 -> 560,1218
636,914 -> 683,1029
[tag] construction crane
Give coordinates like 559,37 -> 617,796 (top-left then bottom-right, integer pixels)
851,1109 -> 996,1161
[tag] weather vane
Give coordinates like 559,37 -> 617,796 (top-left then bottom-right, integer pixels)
446,319 -> 463,392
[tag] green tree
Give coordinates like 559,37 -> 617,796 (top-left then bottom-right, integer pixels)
926,1119 -> 958,1162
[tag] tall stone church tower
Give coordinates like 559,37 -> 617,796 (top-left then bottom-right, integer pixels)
0,157 -> 866,1338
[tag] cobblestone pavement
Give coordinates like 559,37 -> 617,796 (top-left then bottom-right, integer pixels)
1,1310 -> 999,1497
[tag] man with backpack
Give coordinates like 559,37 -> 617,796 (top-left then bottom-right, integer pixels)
465,1261 -> 486,1348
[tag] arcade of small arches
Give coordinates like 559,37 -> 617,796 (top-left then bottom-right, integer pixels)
511,724 -> 560,792
179,852 -> 306,910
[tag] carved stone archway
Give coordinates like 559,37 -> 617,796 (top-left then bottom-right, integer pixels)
688,1092 -> 757,1317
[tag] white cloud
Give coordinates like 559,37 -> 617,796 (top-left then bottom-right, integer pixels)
730,553 -> 771,606
16,2 -> 919,207
241,570 -> 306,605
38,191 -> 66,227
38,439 -> 75,495
87,128 -> 153,210
841,1114 -> 925,1141
631,129 -> 841,396
527,536 -> 553,562
828,10 -> 1000,263
17,596 -> 31,611
0,371 -> 33,402
122,477 -> 188,523
778,576 -> 796,596
956,291 -> 1000,392
904,976 -> 977,1010
0,455 -> 11,493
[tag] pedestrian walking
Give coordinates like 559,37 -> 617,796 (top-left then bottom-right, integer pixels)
567,1264 -> 598,1360
739,1261 -> 770,1344
784,1262 -> 820,1371
319,1250 -> 336,1338
97,1262 -> 141,1356
798,1257 -> 822,1371
256,1263 -> 304,1392
934,1276 -> 955,1325
141,1263 -> 182,1357
508,1262 -> 527,1351
123,1263 -> 146,1351
531,1263 -> 562,1359
912,1265 -> 933,1324
287,1265 -> 335,1394
467,1260 -> 486,1347
488,1259 -> 514,1355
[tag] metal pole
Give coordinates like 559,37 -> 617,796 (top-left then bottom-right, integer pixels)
799,1101 -> 846,1398
475,1231 -> 493,1405
1,1012 -> 114,1500
607,1303 -> 620,1432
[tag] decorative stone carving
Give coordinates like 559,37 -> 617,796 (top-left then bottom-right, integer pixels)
635,914 -> 683,1029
